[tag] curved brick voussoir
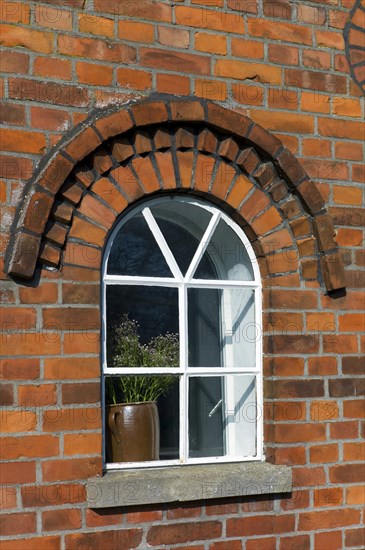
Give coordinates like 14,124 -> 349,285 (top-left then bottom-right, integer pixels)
5,96 -> 345,292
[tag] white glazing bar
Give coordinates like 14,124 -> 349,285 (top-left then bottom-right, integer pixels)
106,459 -> 181,470
105,453 -> 261,470
105,275 -> 179,287
179,284 -> 188,463
143,207 -> 183,281
185,367 -> 261,375
104,367 -> 182,375
184,211 -> 221,282
104,367 -> 260,375
187,280 -> 259,288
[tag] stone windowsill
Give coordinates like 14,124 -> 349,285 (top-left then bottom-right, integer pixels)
86,461 -> 292,508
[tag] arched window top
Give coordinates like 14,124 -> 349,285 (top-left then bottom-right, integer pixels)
102,196 -> 262,469
104,196 -> 260,284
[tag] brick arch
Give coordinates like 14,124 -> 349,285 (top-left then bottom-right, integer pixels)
6,97 -> 344,291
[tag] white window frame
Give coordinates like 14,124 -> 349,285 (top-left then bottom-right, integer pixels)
102,196 -> 263,470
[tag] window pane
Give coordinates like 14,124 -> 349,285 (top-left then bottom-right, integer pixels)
150,201 -> 212,275
189,375 -> 257,458
188,288 -> 256,369
105,376 -> 179,462
107,213 -> 173,277
194,219 -> 254,280
106,285 -> 179,367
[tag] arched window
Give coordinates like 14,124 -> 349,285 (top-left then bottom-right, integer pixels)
102,196 -> 262,469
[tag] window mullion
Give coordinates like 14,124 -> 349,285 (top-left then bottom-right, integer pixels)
179,284 -> 188,463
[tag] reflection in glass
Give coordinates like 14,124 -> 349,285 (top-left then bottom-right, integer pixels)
106,286 -> 179,365
150,201 -> 212,275
188,288 -> 256,368
194,218 -> 254,280
107,213 -> 172,277
189,375 -> 256,458
105,376 -> 180,462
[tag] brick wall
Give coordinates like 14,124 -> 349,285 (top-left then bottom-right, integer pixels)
0,1 -> 364,549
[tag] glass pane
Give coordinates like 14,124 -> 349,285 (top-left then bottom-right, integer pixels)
105,376 -> 179,462
194,219 -> 254,280
107,213 -> 172,277
150,201 -> 212,275
188,288 -> 256,369
189,375 -> 257,458
106,286 -> 179,367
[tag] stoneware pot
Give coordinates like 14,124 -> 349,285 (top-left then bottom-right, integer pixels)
107,401 -> 160,462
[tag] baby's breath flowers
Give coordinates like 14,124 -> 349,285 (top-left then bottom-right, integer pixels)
106,315 -> 178,404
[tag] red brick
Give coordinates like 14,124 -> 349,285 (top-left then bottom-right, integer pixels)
0,358 -> 39,381
65,529 -> 143,550
176,6 -> 244,33
21,483 -> 85,508
195,79 -> 227,101
279,535 -> 310,550
158,26 -> 189,48
43,508 -> 82,531
1,461 -> 36,484
77,61 -> 113,86
0,103 -> 26,126
58,34 -> 136,63
78,13 -> 114,37
215,60 -> 281,85
248,19 -> 311,44
0,537 -> 61,550
31,106 -> 71,131
140,48 -> 210,75
0,512 -> 36,536
343,399 -> 365,419
156,73 -> 190,95
85,508 -> 123,527
18,384 -> 57,407
0,50 -> 29,74
62,382 -> 99,405
127,509 -> 163,523
346,485 -> 365,505
33,56 -> 72,80
44,357 -> 99,380
205,503 -> 238,516
314,487 -> 343,508
299,509 -> 360,531
227,514 -> 295,537
117,67 -> 152,90
196,32 -> 227,55
2,128 -> 46,155
345,527 -> 365,548
0,485 -> 17,510
0,435 -> 59,460
35,5 -> 72,30
8,77 -> 89,107
0,24 -> 53,53
275,423 -> 326,443
210,542 -> 242,550
315,531 -> 343,550
318,118 -> 365,140
95,0 -> 172,21
310,444 -> 339,463
147,521 -> 222,545
42,456 -> 101,482
64,433 -> 101,456
118,20 -> 154,43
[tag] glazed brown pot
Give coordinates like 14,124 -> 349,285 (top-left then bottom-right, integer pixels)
107,401 -> 160,462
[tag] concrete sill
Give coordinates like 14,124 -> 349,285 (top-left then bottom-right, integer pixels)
87,462 -> 292,508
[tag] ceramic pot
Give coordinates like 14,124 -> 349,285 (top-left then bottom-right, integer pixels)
107,401 -> 159,462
